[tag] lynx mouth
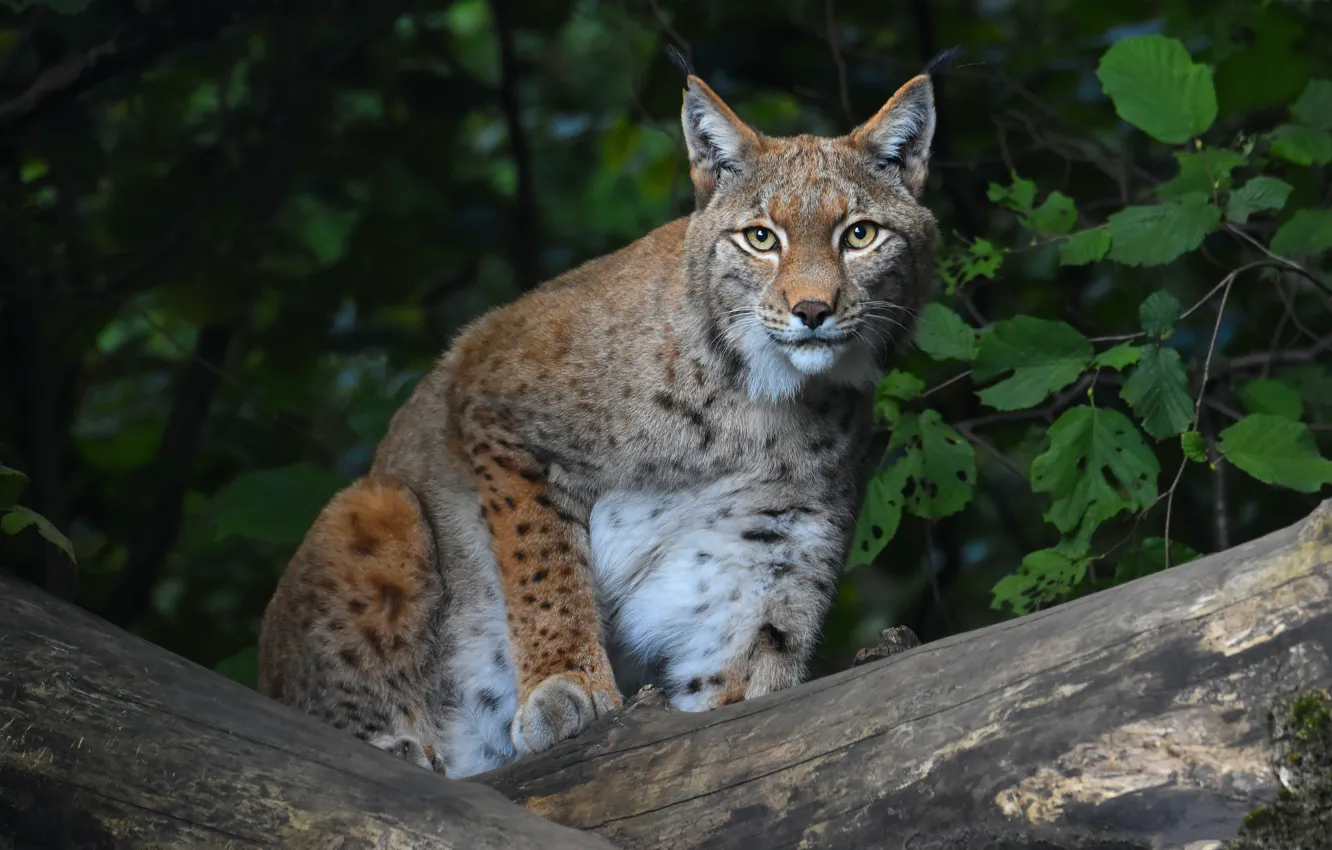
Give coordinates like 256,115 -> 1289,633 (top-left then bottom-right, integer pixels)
767,331 -> 853,375
767,330 -> 854,348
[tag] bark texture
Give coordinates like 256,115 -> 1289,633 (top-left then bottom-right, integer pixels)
480,498 -> 1332,850
3,498 -> 1331,850
0,573 -> 614,850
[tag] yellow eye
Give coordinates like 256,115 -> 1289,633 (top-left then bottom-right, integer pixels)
743,226 -> 778,251
843,221 -> 879,250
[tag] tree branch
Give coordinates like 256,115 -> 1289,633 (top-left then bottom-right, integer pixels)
100,2 -> 315,627
0,571 -> 615,850
489,0 -> 540,290
101,323 -> 235,628
480,500 -> 1332,848
4,501 -> 1332,848
0,0 -> 278,132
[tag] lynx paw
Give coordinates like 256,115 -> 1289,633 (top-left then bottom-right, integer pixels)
511,671 -> 622,755
368,733 -> 438,772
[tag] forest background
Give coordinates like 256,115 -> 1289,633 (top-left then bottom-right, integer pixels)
2,0 -> 1331,687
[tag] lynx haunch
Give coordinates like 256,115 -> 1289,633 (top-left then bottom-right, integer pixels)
257,58 -> 942,778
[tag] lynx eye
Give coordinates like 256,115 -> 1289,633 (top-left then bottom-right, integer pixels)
743,226 -> 778,252
842,221 -> 879,250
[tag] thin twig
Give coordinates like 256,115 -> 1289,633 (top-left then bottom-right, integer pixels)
0,0 -> 278,132
919,369 -> 971,398
959,374 -> 1095,430
1225,223 -> 1332,297
1164,265 -> 1238,568
1088,261 -> 1281,346
1273,278 -> 1332,355
954,422 -> 1026,480
646,0 -> 691,60
823,0 -> 853,127
1161,457 -> 1189,570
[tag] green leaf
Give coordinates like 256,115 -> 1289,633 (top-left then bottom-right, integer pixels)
1269,124 -> 1332,167
914,303 -> 978,362
1139,291 -> 1182,339
1107,195 -> 1221,267
283,195 -> 361,268
1096,35 -> 1217,144
878,369 -> 924,401
987,174 -> 1037,212
1292,79 -> 1332,131
990,572 -> 1033,615
1225,177 -> 1293,224
1030,406 -> 1160,534
0,463 -> 29,509
1157,149 -> 1246,201
1276,365 -> 1332,416
1114,536 -> 1201,584
2,505 -> 76,563
1218,415 -> 1332,493
991,548 -> 1091,615
1029,191 -> 1077,237
874,370 -> 924,424
989,176 -> 1078,237
891,410 -> 977,520
1058,228 -> 1111,266
973,317 -> 1093,411
213,464 -> 351,545
1271,209 -> 1332,257
1093,344 -> 1142,371
1238,379 -> 1304,421
847,460 -> 913,568
937,237 -> 1003,295
1121,345 -> 1194,439
1181,430 -> 1208,463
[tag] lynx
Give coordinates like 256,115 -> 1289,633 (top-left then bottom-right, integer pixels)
257,56 -> 942,778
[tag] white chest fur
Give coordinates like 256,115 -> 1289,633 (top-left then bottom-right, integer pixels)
588,475 -> 836,711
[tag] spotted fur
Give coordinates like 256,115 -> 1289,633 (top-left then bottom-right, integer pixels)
257,65 -> 941,778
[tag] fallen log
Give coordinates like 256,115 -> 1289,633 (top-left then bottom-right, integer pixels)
480,498 -> 1332,849
2,500 -> 1329,850
0,573 -> 615,850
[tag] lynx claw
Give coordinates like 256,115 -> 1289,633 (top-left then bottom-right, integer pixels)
511,671 -> 621,755
368,733 -> 435,771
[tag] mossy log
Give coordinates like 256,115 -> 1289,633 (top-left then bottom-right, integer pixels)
3,499 -> 1331,850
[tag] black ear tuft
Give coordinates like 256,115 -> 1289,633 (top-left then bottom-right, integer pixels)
922,45 -> 964,77
665,45 -> 696,81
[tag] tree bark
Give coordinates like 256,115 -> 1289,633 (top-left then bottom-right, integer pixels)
3,499 -> 1330,850
479,498 -> 1332,849
0,573 -> 615,850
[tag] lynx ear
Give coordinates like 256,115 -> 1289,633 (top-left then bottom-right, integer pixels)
680,75 -> 760,208
851,74 -> 937,198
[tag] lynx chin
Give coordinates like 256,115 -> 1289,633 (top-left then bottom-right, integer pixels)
257,56 -> 943,778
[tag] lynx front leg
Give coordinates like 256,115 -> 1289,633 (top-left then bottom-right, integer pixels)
462,422 -> 622,754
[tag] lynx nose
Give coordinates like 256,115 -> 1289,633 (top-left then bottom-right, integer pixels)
791,299 -> 832,329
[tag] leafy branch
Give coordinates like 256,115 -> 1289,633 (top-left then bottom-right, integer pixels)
850,33 -> 1332,616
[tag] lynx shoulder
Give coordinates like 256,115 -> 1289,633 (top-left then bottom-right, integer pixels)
258,60 -> 942,778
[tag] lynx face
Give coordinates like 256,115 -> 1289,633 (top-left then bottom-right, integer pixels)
680,73 -> 939,400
